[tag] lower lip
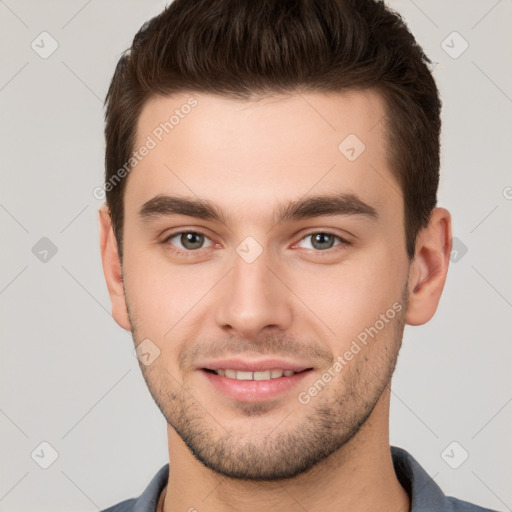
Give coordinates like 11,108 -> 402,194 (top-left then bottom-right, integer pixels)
201,369 -> 312,402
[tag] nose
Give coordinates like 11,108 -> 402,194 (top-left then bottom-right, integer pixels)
213,248 -> 293,339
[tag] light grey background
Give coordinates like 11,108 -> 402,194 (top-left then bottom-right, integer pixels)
0,1 -> 511,511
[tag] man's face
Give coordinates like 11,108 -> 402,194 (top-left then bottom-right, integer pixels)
119,90 -> 410,479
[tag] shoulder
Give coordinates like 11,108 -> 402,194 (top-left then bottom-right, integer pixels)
446,496 -> 500,512
100,463 -> 169,512
100,498 -> 137,512
391,446 -> 500,512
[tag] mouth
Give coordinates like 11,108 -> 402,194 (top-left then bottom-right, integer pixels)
200,362 -> 314,402
203,368 -> 310,380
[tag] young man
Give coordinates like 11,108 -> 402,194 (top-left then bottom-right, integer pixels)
98,1 -> 497,511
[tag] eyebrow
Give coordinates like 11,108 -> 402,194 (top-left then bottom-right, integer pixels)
138,192 -> 378,225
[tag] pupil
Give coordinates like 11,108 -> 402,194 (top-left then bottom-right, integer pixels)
313,233 -> 333,250
182,232 -> 203,250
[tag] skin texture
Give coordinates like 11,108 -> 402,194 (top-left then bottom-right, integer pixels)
99,90 -> 452,512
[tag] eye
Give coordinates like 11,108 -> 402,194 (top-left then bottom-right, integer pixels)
164,231 -> 213,253
296,232 -> 349,251
162,230 -> 349,255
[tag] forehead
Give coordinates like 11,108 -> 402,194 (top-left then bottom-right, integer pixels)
136,89 -> 388,157
126,89 -> 400,224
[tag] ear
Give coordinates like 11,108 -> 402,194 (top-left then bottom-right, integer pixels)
98,205 -> 131,331
405,207 -> 452,326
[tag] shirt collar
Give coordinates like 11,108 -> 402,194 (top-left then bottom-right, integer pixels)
130,446 -> 454,512
391,445 -> 448,511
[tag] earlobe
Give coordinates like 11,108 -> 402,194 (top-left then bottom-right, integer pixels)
98,205 -> 131,331
405,208 -> 452,326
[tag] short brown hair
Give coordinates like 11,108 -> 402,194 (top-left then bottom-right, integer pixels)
104,0 -> 441,261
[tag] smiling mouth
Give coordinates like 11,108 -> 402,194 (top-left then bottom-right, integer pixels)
203,368 -> 312,381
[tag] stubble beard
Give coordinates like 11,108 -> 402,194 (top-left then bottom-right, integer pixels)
128,287 -> 408,481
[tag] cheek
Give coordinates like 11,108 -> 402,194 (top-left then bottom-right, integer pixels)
123,266 -> 192,377
122,248 -> 174,336
123,247 -> 219,342
288,246 -> 407,345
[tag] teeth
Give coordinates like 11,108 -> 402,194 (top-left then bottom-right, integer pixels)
213,369 -> 300,380
254,371 -> 271,380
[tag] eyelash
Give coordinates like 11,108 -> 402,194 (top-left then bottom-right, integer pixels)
162,230 -> 351,256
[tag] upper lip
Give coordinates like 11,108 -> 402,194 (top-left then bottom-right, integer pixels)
200,358 -> 312,372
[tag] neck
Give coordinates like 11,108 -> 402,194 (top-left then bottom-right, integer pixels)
160,387 -> 410,512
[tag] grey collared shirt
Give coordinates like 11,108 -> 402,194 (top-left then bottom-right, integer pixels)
101,446 -> 499,512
